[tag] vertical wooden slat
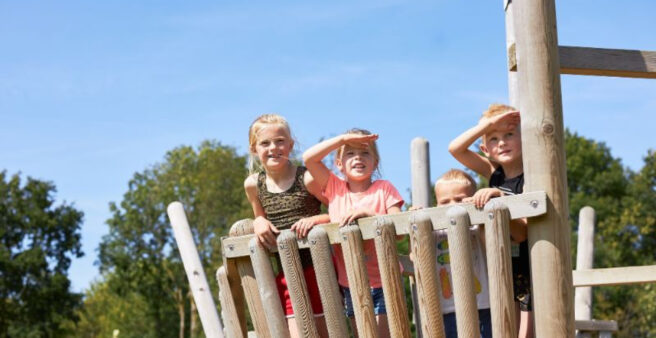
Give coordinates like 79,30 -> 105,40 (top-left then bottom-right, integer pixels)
575,206 -> 595,338
374,219 -> 411,338
248,238 -> 290,338
340,225 -> 376,338
277,232 -> 319,338
446,206 -> 479,338
484,202 -> 517,338
308,227 -> 349,338
514,0 -> 575,335
409,213 -> 445,337
217,266 -> 245,338
223,258 -> 247,337
229,220 -> 270,338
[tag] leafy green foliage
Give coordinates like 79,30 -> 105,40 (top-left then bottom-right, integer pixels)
0,171 -> 83,337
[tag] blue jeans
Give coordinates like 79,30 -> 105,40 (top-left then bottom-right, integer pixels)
342,287 -> 386,317
443,308 -> 492,338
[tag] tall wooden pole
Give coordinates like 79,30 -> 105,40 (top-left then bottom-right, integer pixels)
575,207 -> 595,338
503,0 -> 519,107
513,0 -> 575,336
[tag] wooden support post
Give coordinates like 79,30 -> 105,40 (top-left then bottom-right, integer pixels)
167,202 -> 224,338
340,225 -> 376,338
503,0 -> 519,107
374,219 -> 411,338
484,202 -> 517,338
575,207 -> 595,338
409,213 -> 445,337
277,232 -> 319,338
222,258 -> 247,337
248,238 -> 289,338
308,227 -> 349,338
229,220 -> 270,338
514,0 -> 575,335
411,137 -> 431,208
446,206 -> 479,338
217,266 -> 245,338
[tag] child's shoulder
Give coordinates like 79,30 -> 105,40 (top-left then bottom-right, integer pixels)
244,172 -> 260,190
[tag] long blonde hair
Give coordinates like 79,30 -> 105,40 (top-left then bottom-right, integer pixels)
247,114 -> 293,174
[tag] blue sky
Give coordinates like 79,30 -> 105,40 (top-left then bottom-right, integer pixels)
2,1 -> 655,293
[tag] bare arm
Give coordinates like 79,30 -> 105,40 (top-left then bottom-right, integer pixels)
244,174 -> 279,248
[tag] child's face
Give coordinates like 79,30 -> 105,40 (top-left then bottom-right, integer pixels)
336,143 -> 377,182
480,125 -> 522,166
435,182 -> 473,206
253,124 -> 293,171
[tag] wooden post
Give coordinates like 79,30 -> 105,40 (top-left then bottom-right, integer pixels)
374,219 -> 411,338
308,227 -> 349,338
503,0 -> 519,107
229,220 -> 270,338
340,225 -> 376,338
484,202 -> 517,338
167,202 -> 224,338
248,238 -> 289,338
411,137 -> 431,208
446,206 -> 479,338
217,266 -> 245,338
277,232 -> 319,338
409,213 -> 445,337
513,0 -> 575,335
575,206 -> 595,338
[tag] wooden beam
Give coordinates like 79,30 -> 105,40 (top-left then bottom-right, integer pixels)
575,320 -> 618,332
573,265 -> 656,287
508,46 -> 656,79
222,191 -> 547,259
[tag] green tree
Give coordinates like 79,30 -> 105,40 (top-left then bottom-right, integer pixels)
0,171 -> 83,337
97,140 -> 251,338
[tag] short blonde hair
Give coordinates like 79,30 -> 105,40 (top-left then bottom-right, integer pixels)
435,169 -> 477,197
480,103 -> 517,120
336,128 -> 381,174
247,114 -> 293,173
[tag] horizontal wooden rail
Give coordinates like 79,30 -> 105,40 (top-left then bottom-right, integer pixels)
508,45 -> 656,79
575,320 -> 618,332
572,265 -> 656,287
221,191 -> 547,259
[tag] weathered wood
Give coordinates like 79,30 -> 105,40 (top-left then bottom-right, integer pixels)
409,213 -> 445,337
408,276 -> 422,338
222,258 -> 247,338
374,220 -> 411,338
575,320 -> 618,332
575,206 -> 595,338
340,225 -> 376,338
411,137 -> 431,208
484,202 -> 517,338
248,238 -> 289,338
573,265 -> 656,287
560,46 -> 656,79
514,0 -> 575,335
446,206 -> 479,338
230,220 -> 270,338
222,192 -> 547,259
217,267 -> 245,338
308,227 -> 349,338
503,0 -> 519,106
167,202 -> 224,338
277,232 -> 319,338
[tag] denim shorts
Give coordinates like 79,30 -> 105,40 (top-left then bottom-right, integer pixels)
443,308 -> 492,338
342,286 -> 386,317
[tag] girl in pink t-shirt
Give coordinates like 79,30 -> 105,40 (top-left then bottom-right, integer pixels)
303,128 -> 404,338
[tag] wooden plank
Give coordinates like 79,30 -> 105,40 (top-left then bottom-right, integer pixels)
575,320 -> 618,332
223,258 -> 247,337
307,227 -> 349,338
409,214 -> 445,337
277,232 -> 318,338
222,192 -> 547,259
340,225 -> 376,338
573,265 -> 656,287
575,206 -> 595,328
374,220 -> 411,338
217,267 -> 245,338
560,46 -> 656,79
484,202 -> 517,338
446,206 -> 480,338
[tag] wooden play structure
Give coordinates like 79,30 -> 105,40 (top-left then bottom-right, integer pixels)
167,0 -> 656,337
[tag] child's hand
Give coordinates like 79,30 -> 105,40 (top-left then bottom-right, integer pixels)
253,216 -> 280,249
471,188 -> 503,209
343,133 -> 379,148
485,111 -> 520,132
408,205 -> 423,211
291,217 -> 316,239
339,208 -> 375,227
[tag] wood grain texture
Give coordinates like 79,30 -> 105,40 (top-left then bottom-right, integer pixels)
223,259 -> 247,337
483,202 -> 517,338
248,238 -> 289,338
277,232 -> 319,338
409,213 -> 445,337
572,265 -> 656,287
308,227 -> 349,338
217,266 -> 245,338
445,206 -> 479,338
374,220 -> 411,338
560,46 -> 656,79
340,225 -> 376,338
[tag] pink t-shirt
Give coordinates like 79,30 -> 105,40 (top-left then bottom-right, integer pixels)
323,173 -> 404,288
